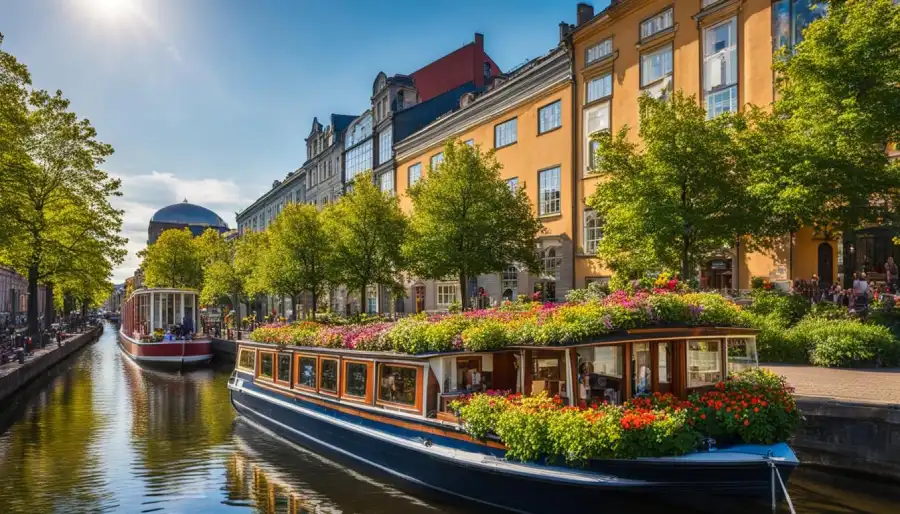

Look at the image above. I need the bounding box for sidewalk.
[764,363,900,406]
[0,331,89,380]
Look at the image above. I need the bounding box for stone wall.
[794,398,900,480]
[0,325,102,404]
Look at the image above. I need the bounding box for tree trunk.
[27,265,39,337]
[44,282,54,328]
[360,285,367,316]
[681,239,691,283]
[311,291,318,320]
[458,272,468,312]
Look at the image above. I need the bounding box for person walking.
[886,257,898,293]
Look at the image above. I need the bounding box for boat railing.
[768,458,796,514]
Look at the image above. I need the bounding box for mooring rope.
[768,459,797,514]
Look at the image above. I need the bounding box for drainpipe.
[564,35,578,293]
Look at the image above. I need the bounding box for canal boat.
[228,325,798,513]
[119,287,213,369]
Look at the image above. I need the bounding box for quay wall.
[0,325,102,404]
[211,337,237,362]
[793,398,900,481]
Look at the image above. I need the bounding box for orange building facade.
[568,0,833,290]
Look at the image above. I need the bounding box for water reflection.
[0,322,898,513]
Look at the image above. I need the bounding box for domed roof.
[150,199,228,228]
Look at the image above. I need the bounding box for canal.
[1,322,899,513]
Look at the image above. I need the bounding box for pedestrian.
[886,257,898,293]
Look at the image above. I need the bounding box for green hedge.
[788,318,900,368]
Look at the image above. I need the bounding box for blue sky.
[1,0,597,281]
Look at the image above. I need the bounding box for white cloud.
[109,171,259,284]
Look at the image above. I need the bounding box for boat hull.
[118,330,213,369]
[229,375,797,513]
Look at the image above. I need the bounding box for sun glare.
[80,0,137,21]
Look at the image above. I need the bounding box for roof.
[331,114,357,134]
[410,34,501,102]
[150,200,229,229]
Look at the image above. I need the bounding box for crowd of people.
[793,257,899,313]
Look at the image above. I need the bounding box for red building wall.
[411,33,502,102]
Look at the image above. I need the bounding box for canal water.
[1,323,899,514]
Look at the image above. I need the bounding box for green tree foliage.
[0,82,126,334]
[234,230,270,300]
[404,140,543,307]
[138,228,202,289]
[322,171,407,314]
[588,92,773,280]
[763,0,900,231]
[194,228,244,308]
[0,33,31,250]
[265,204,334,318]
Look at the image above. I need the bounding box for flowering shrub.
[248,290,751,354]
[451,370,798,465]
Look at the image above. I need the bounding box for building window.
[436,283,459,307]
[772,0,827,52]
[640,7,674,40]
[378,365,418,406]
[277,353,291,383]
[378,126,393,165]
[345,139,373,183]
[320,358,338,392]
[494,118,517,148]
[408,163,422,186]
[538,167,561,216]
[586,38,613,65]
[586,73,613,103]
[584,210,602,255]
[641,44,673,87]
[298,356,316,388]
[501,266,518,299]
[507,177,518,192]
[542,247,562,281]
[538,101,562,134]
[345,114,372,149]
[703,18,738,118]
[344,362,368,398]
[464,139,475,146]
[379,170,394,194]
[430,152,444,170]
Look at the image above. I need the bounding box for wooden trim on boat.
[275,352,292,387]
[257,350,276,382]
[375,362,425,413]
[317,356,341,397]
[236,347,256,374]
[293,353,319,393]
[341,359,374,405]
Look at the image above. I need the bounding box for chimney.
[475,32,484,50]
[559,22,572,41]
[577,3,594,26]
[474,33,486,87]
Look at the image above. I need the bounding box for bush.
[742,312,806,363]
[789,318,900,367]
[565,282,608,303]
[450,392,509,440]
[806,302,855,321]
[747,290,810,325]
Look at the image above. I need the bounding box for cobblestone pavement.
[764,363,900,405]
[0,334,82,379]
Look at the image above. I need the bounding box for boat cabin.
[235,326,759,421]
[121,287,203,342]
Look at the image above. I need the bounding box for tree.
[138,228,202,289]
[264,204,334,319]
[588,92,780,280]
[762,0,900,233]
[404,140,543,308]
[0,33,31,250]
[0,87,126,335]
[195,228,243,308]
[322,171,407,315]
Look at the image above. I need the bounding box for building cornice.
[395,47,571,162]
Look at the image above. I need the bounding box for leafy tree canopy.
[322,171,407,312]
[404,140,543,306]
[138,228,202,289]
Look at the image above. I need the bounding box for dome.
[150,200,228,229]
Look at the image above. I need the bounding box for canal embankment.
[765,364,900,481]
[211,337,236,362]
[0,324,103,404]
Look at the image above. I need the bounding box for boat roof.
[237,325,759,361]
[126,287,200,302]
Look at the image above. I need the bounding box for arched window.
[542,247,561,281]
[584,210,603,255]
[501,266,518,299]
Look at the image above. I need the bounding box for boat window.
[530,350,566,399]
[345,362,368,398]
[378,365,418,406]
[238,348,255,372]
[632,343,652,396]
[577,345,624,404]
[456,357,481,391]
[727,338,758,375]
[320,358,338,393]
[298,356,316,388]
[277,353,291,383]
[656,341,673,394]
[687,340,722,388]
[259,352,274,379]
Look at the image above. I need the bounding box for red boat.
[119,287,213,368]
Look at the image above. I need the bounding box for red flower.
[744,419,750,426]
[700,413,706,420]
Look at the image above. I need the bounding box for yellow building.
[394,47,575,309]
[568,0,835,290]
